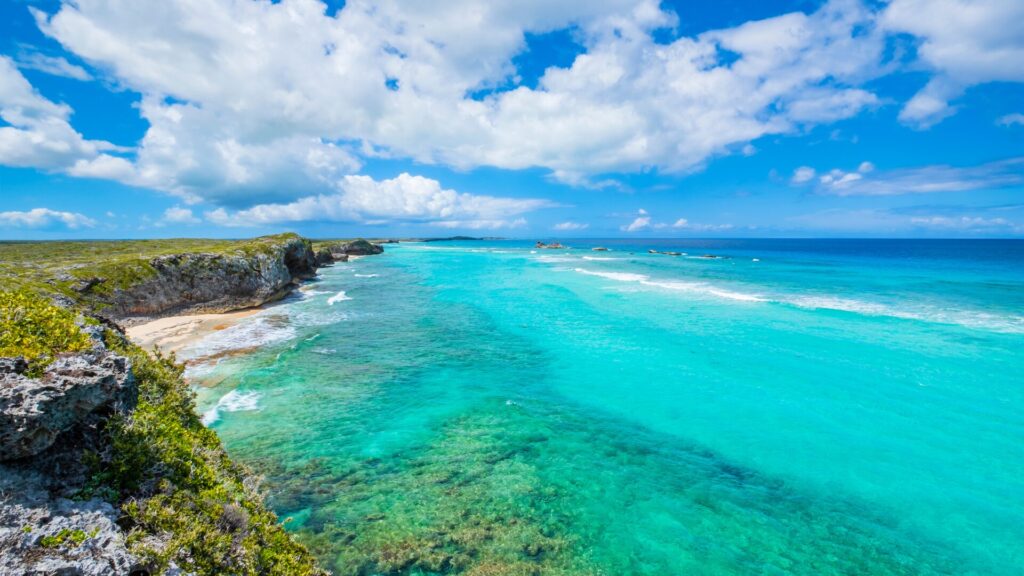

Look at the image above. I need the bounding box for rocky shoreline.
[0,235,385,575]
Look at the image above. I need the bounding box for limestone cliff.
[96,235,318,325]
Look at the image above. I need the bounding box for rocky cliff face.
[0,351,134,460]
[103,236,318,325]
[1,340,145,575]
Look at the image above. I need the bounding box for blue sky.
[1,0,1022,239]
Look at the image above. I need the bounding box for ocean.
[182,239,1024,575]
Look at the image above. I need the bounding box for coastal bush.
[92,333,325,575]
[0,289,91,373]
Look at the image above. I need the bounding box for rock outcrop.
[101,235,318,324]
[324,239,384,258]
[1,347,143,574]
[0,352,135,461]
[0,484,142,576]
[314,248,334,267]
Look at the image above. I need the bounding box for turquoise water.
[186,239,1024,575]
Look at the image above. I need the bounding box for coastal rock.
[0,352,136,461]
[315,248,334,266]
[106,235,318,324]
[0,486,142,576]
[325,239,384,257]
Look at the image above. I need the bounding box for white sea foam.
[573,268,766,302]
[582,256,618,261]
[178,315,296,362]
[327,290,352,305]
[354,273,379,278]
[644,280,768,302]
[202,390,261,425]
[788,296,1024,333]
[573,268,649,282]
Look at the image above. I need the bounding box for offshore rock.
[0,352,136,461]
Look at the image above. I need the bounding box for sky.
[0,0,1022,240]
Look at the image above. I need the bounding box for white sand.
[126,309,260,356]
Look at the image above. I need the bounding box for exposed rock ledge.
[105,236,318,326]
[1,345,145,575]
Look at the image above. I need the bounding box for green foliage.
[0,289,91,373]
[90,333,325,576]
[39,528,89,549]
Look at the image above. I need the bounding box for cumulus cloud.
[553,221,589,231]
[998,113,1024,127]
[792,166,816,183]
[0,56,127,174]
[161,206,200,225]
[0,207,96,229]
[204,172,551,229]
[17,0,896,201]
[881,0,1024,128]
[812,157,1024,196]
[621,210,652,232]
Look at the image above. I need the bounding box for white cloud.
[792,166,816,183]
[881,0,1024,128]
[622,216,651,232]
[0,207,96,229]
[790,208,1022,234]
[814,157,1024,196]
[820,168,864,189]
[19,0,893,201]
[858,161,874,173]
[204,172,550,229]
[621,211,731,232]
[553,221,589,231]
[909,215,1019,232]
[162,206,200,225]
[998,113,1024,127]
[672,217,734,232]
[0,56,126,174]
[15,52,91,81]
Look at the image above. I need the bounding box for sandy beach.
[126,308,261,356]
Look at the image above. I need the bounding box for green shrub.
[0,290,91,373]
[92,333,325,576]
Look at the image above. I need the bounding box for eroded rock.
[0,352,136,461]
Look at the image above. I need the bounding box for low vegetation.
[0,238,326,575]
[0,289,92,375]
[93,335,324,575]
[0,233,305,309]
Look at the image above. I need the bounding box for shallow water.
[186,239,1024,575]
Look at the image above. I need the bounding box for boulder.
[0,352,136,461]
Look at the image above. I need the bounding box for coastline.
[126,308,262,356]
[125,253,370,356]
